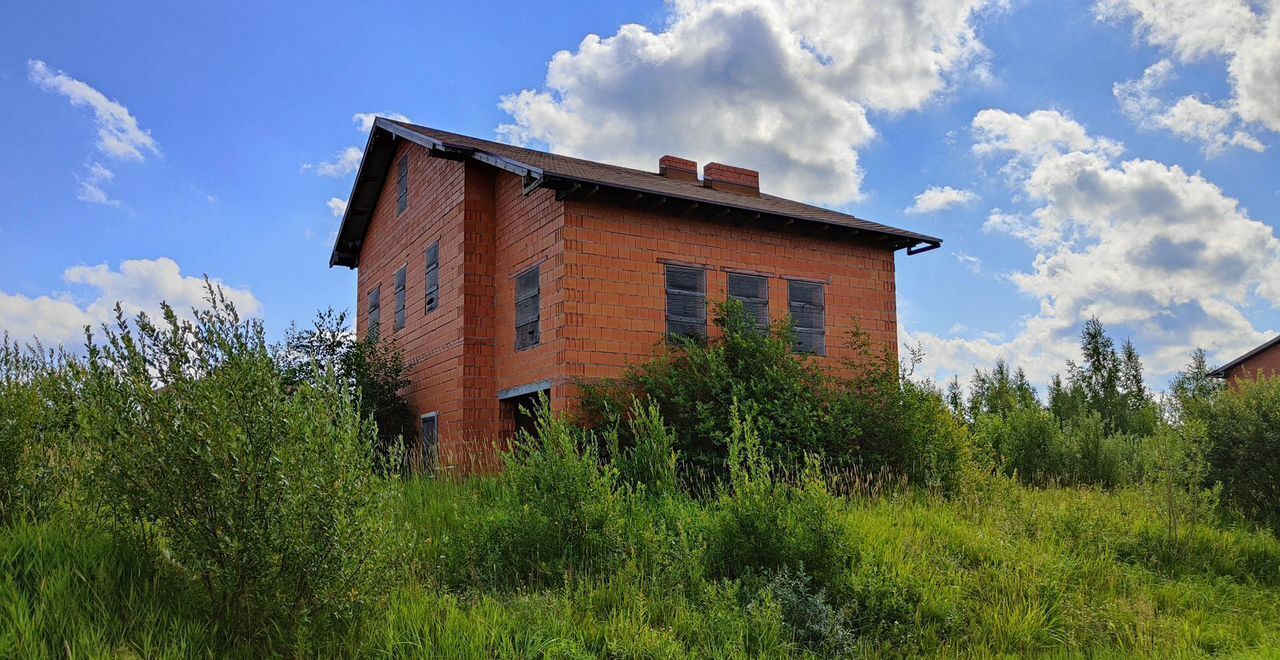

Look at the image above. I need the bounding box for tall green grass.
[6,475,1280,657]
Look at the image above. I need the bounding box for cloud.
[302,146,363,177]
[28,59,159,162]
[906,185,979,214]
[304,112,409,177]
[352,111,410,133]
[327,197,347,217]
[0,258,261,349]
[1113,60,1265,155]
[498,0,1003,205]
[75,162,120,206]
[1098,0,1280,134]
[954,251,983,273]
[912,108,1280,386]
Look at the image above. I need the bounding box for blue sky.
[3,0,1279,389]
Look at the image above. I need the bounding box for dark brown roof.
[1209,335,1280,378]
[330,118,942,267]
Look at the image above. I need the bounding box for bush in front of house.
[445,398,625,589]
[0,337,84,525]
[278,307,417,470]
[580,300,978,492]
[79,286,404,646]
[1194,376,1280,529]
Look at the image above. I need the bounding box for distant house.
[329,118,941,472]
[1210,336,1280,383]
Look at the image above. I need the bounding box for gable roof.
[1209,335,1280,378]
[330,118,943,267]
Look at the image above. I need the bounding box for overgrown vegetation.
[4,292,1280,657]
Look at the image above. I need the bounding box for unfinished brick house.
[329,118,941,471]
[1210,335,1280,384]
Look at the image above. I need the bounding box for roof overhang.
[1208,335,1280,378]
[329,118,942,268]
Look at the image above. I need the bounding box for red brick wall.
[357,144,568,473]
[357,146,899,472]
[558,200,898,388]
[1225,343,1280,384]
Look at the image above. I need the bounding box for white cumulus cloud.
[0,258,261,349]
[1098,0,1280,137]
[1113,59,1265,155]
[327,197,347,217]
[911,108,1280,386]
[906,185,979,214]
[498,0,1004,205]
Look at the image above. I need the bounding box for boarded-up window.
[395,154,409,215]
[515,266,540,350]
[728,272,769,333]
[424,242,439,313]
[367,285,381,335]
[788,280,826,355]
[394,265,407,331]
[665,264,706,339]
[420,413,438,470]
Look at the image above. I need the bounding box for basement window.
[424,242,439,313]
[515,265,540,351]
[395,154,409,215]
[788,280,826,355]
[728,272,769,333]
[394,265,407,331]
[665,264,706,340]
[420,413,439,471]
[367,285,381,335]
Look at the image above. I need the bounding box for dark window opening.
[394,265,407,331]
[515,266,540,350]
[665,264,707,340]
[502,389,549,441]
[788,280,826,355]
[424,242,439,313]
[395,154,409,215]
[728,272,769,333]
[420,413,439,471]
[367,285,381,335]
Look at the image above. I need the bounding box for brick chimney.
[658,155,699,182]
[702,162,760,197]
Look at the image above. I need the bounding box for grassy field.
[5,474,1280,658]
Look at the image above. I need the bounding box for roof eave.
[330,118,943,267]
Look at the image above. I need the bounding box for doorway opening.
[500,382,551,442]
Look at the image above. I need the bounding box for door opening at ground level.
[501,388,549,442]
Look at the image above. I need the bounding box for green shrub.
[1197,377,1280,529]
[976,406,1069,486]
[705,402,853,594]
[765,566,855,654]
[580,300,852,480]
[79,288,402,644]
[612,397,680,496]
[453,400,623,588]
[279,308,417,469]
[1065,412,1137,489]
[843,376,977,493]
[0,338,83,525]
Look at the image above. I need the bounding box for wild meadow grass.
[5,475,1279,658]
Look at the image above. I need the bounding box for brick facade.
[352,136,911,474]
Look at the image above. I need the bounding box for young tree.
[967,358,1039,420]
[279,309,416,466]
[1168,348,1224,422]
